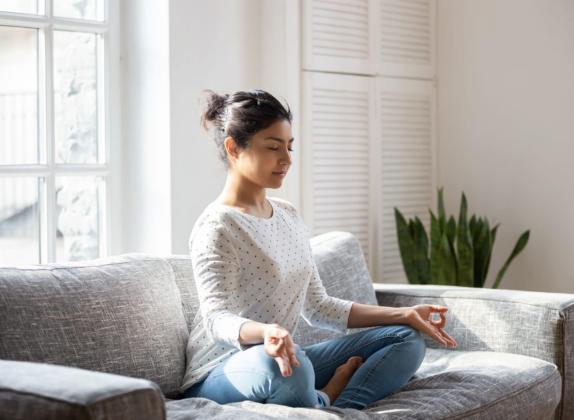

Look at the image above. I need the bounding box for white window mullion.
[39,176,48,263]
[98,176,107,257]
[97,26,108,258]
[44,14,56,263]
[102,0,116,256]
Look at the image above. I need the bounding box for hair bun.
[199,89,229,131]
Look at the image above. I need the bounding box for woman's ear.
[224,136,239,161]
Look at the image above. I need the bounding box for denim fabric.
[182,325,425,410]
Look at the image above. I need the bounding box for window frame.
[0,0,120,264]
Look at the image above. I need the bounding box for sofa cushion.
[0,254,189,398]
[164,349,561,419]
[166,255,200,332]
[362,348,561,419]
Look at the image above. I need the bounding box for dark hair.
[199,89,292,169]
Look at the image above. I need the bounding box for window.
[0,0,117,265]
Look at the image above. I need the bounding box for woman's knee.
[399,326,427,365]
[267,344,318,407]
[371,325,426,362]
[283,344,315,387]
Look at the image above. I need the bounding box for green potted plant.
[394,188,530,288]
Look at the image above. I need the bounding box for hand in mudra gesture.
[263,323,300,377]
[407,304,458,348]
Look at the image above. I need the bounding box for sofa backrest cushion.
[165,255,200,334]
[166,231,377,348]
[0,254,189,398]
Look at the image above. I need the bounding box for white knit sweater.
[180,196,354,393]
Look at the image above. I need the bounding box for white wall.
[120,0,172,254]
[168,0,260,257]
[168,0,297,255]
[437,0,574,293]
[121,0,297,256]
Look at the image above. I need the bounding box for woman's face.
[229,119,293,189]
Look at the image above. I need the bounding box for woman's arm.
[347,302,410,328]
[348,302,458,348]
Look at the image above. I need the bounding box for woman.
[181,89,457,410]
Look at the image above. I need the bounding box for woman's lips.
[272,172,286,177]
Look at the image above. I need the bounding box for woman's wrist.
[238,321,269,345]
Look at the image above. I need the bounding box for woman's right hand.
[263,323,300,377]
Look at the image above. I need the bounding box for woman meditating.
[180,89,457,409]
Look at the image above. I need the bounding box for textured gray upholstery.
[166,255,201,331]
[0,360,165,420]
[0,254,189,398]
[0,231,571,419]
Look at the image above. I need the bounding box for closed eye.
[269,148,294,152]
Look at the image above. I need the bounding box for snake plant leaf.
[436,230,458,285]
[438,187,446,232]
[395,207,420,284]
[429,210,441,255]
[473,219,490,288]
[438,187,446,219]
[430,212,457,285]
[470,216,482,245]
[492,230,530,289]
[456,193,474,287]
[414,216,429,252]
[484,223,500,286]
[446,216,457,247]
[413,216,431,284]
[469,215,477,237]
[429,211,441,283]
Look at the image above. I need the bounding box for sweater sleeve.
[301,256,354,333]
[190,220,252,350]
[296,217,353,332]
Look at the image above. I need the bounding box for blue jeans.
[182,325,426,410]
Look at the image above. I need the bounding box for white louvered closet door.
[302,0,376,75]
[376,78,436,283]
[375,0,436,79]
[302,72,376,274]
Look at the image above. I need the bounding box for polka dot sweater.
[180,196,354,393]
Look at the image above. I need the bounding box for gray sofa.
[0,231,572,419]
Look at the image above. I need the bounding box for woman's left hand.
[405,304,458,349]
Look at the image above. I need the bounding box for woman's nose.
[281,151,292,165]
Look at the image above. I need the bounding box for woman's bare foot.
[320,356,363,404]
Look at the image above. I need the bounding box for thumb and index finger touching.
[427,305,448,328]
[266,325,300,376]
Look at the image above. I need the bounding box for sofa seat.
[164,348,561,419]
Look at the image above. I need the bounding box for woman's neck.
[217,173,268,214]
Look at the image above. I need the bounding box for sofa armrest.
[0,360,165,420]
[374,282,574,419]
